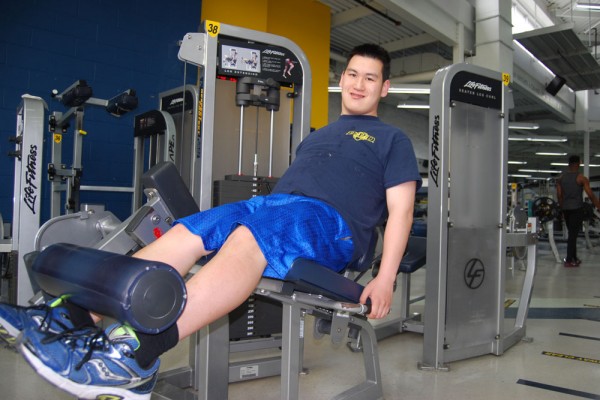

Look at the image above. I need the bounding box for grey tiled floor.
[1,237,599,399]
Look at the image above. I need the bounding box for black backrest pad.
[142,161,200,219]
[398,236,427,274]
[285,234,427,303]
[285,258,364,303]
[346,229,379,272]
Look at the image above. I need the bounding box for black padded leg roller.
[31,243,187,334]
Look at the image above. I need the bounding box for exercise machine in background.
[48,80,138,217]
[421,64,538,371]
[6,84,138,305]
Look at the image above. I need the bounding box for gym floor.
[1,236,599,400]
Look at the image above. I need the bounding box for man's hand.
[360,275,395,319]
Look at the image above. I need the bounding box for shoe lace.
[38,306,72,333]
[40,326,110,370]
[15,298,71,333]
[12,304,54,329]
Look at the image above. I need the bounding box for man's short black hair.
[568,155,581,165]
[346,43,391,81]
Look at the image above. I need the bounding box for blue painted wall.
[0,0,200,227]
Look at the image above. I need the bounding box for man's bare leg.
[87,224,209,323]
[92,224,267,331]
[174,225,267,340]
[93,223,267,338]
[132,222,267,340]
[133,223,210,276]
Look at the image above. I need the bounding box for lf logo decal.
[464,258,485,289]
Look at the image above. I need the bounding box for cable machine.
[421,64,538,370]
[153,21,312,399]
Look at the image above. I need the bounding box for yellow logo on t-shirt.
[346,131,375,143]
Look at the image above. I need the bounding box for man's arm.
[359,180,416,319]
[556,177,564,208]
[579,174,600,210]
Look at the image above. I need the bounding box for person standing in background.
[556,155,600,267]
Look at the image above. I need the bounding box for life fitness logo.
[463,80,492,92]
[464,258,485,289]
[429,115,440,188]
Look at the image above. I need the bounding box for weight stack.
[213,174,282,340]
[213,175,278,206]
[229,294,283,340]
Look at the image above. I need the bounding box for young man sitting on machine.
[0,43,421,400]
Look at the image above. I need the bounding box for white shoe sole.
[18,342,151,400]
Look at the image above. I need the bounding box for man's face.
[339,55,390,116]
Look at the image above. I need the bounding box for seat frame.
[144,162,384,399]
[155,265,384,400]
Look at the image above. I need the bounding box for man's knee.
[170,222,195,236]
[229,224,253,236]
[227,225,259,248]
[163,223,209,257]
[223,225,267,264]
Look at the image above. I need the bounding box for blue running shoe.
[0,297,72,347]
[19,323,159,400]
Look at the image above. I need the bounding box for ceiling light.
[518,169,561,174]
[551,162,600,167]
[397,103,430,109]
[508,135,567,142]
[575,2,600,11]
[508,161,527,164]
[508,174,532,178]
[535,152,567,156]
[508,122,539,130]
[328,85,431,94]
[391,84,431,94]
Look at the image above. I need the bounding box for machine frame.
[421,63,538,370]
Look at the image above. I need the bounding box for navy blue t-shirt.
[273,115,422,259]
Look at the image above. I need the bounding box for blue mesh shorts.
[175,194,354,279]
